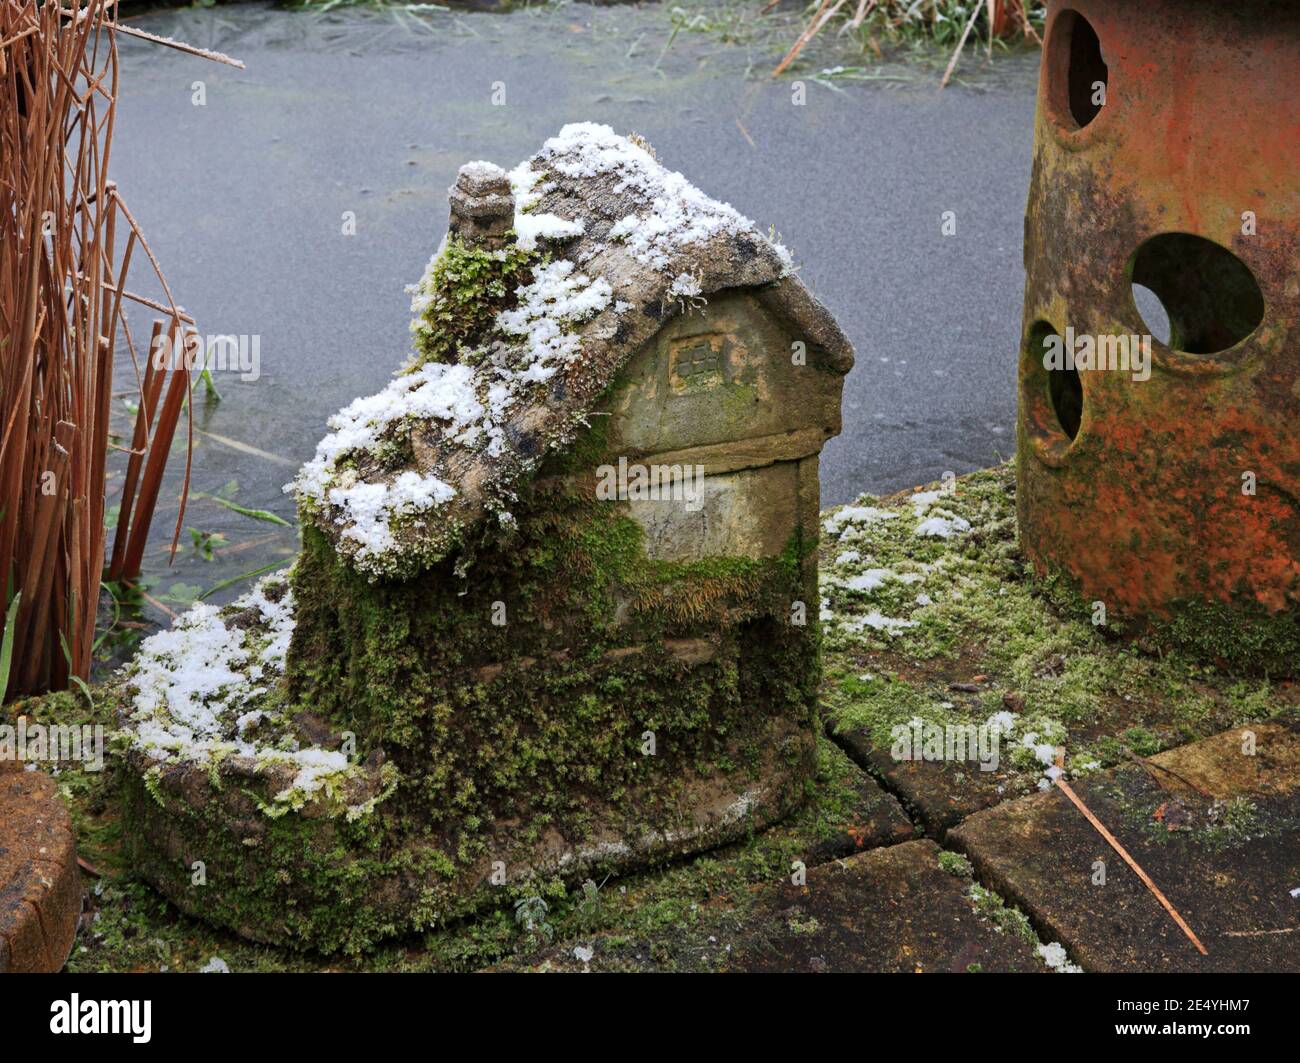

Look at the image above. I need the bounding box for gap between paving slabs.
[814,738,1090,975]
[818,463,1300,972]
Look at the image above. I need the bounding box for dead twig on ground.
[1054,749,1208,956]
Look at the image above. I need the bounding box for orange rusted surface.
[0,766,82,972]
[1017,1,1300,672]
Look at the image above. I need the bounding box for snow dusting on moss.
[121,573,365,812]
[290,247,610,577]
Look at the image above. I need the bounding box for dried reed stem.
[1,0,232,696]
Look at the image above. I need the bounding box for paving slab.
[508,840,1046,973]
[0,765,83,972]
[723,839,1046,973]
[951,720,1300,973]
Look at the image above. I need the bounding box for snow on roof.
[289,123,854,581]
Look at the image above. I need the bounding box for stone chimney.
[447,161,514,251]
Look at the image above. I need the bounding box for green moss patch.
[407,235,538,369]
[819,462,1300,830]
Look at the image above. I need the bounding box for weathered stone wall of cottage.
[601,291,836,578]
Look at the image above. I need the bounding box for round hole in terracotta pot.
[1128,233,1265,355]
[1047,9,1109,130]
[1022,320,1084,453]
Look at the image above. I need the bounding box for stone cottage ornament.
[118,124,853,952]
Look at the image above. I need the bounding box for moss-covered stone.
[272,442,820,947]
[115,419,825,953]
[117,756,408,955]
[117,129,862,954]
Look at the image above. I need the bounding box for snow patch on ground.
[823,505,897,538]
[843,568,895,594]
[841,611,919,635]
[915,514,971,539]
[909,490,971,539]
[1037,941,1083,973]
